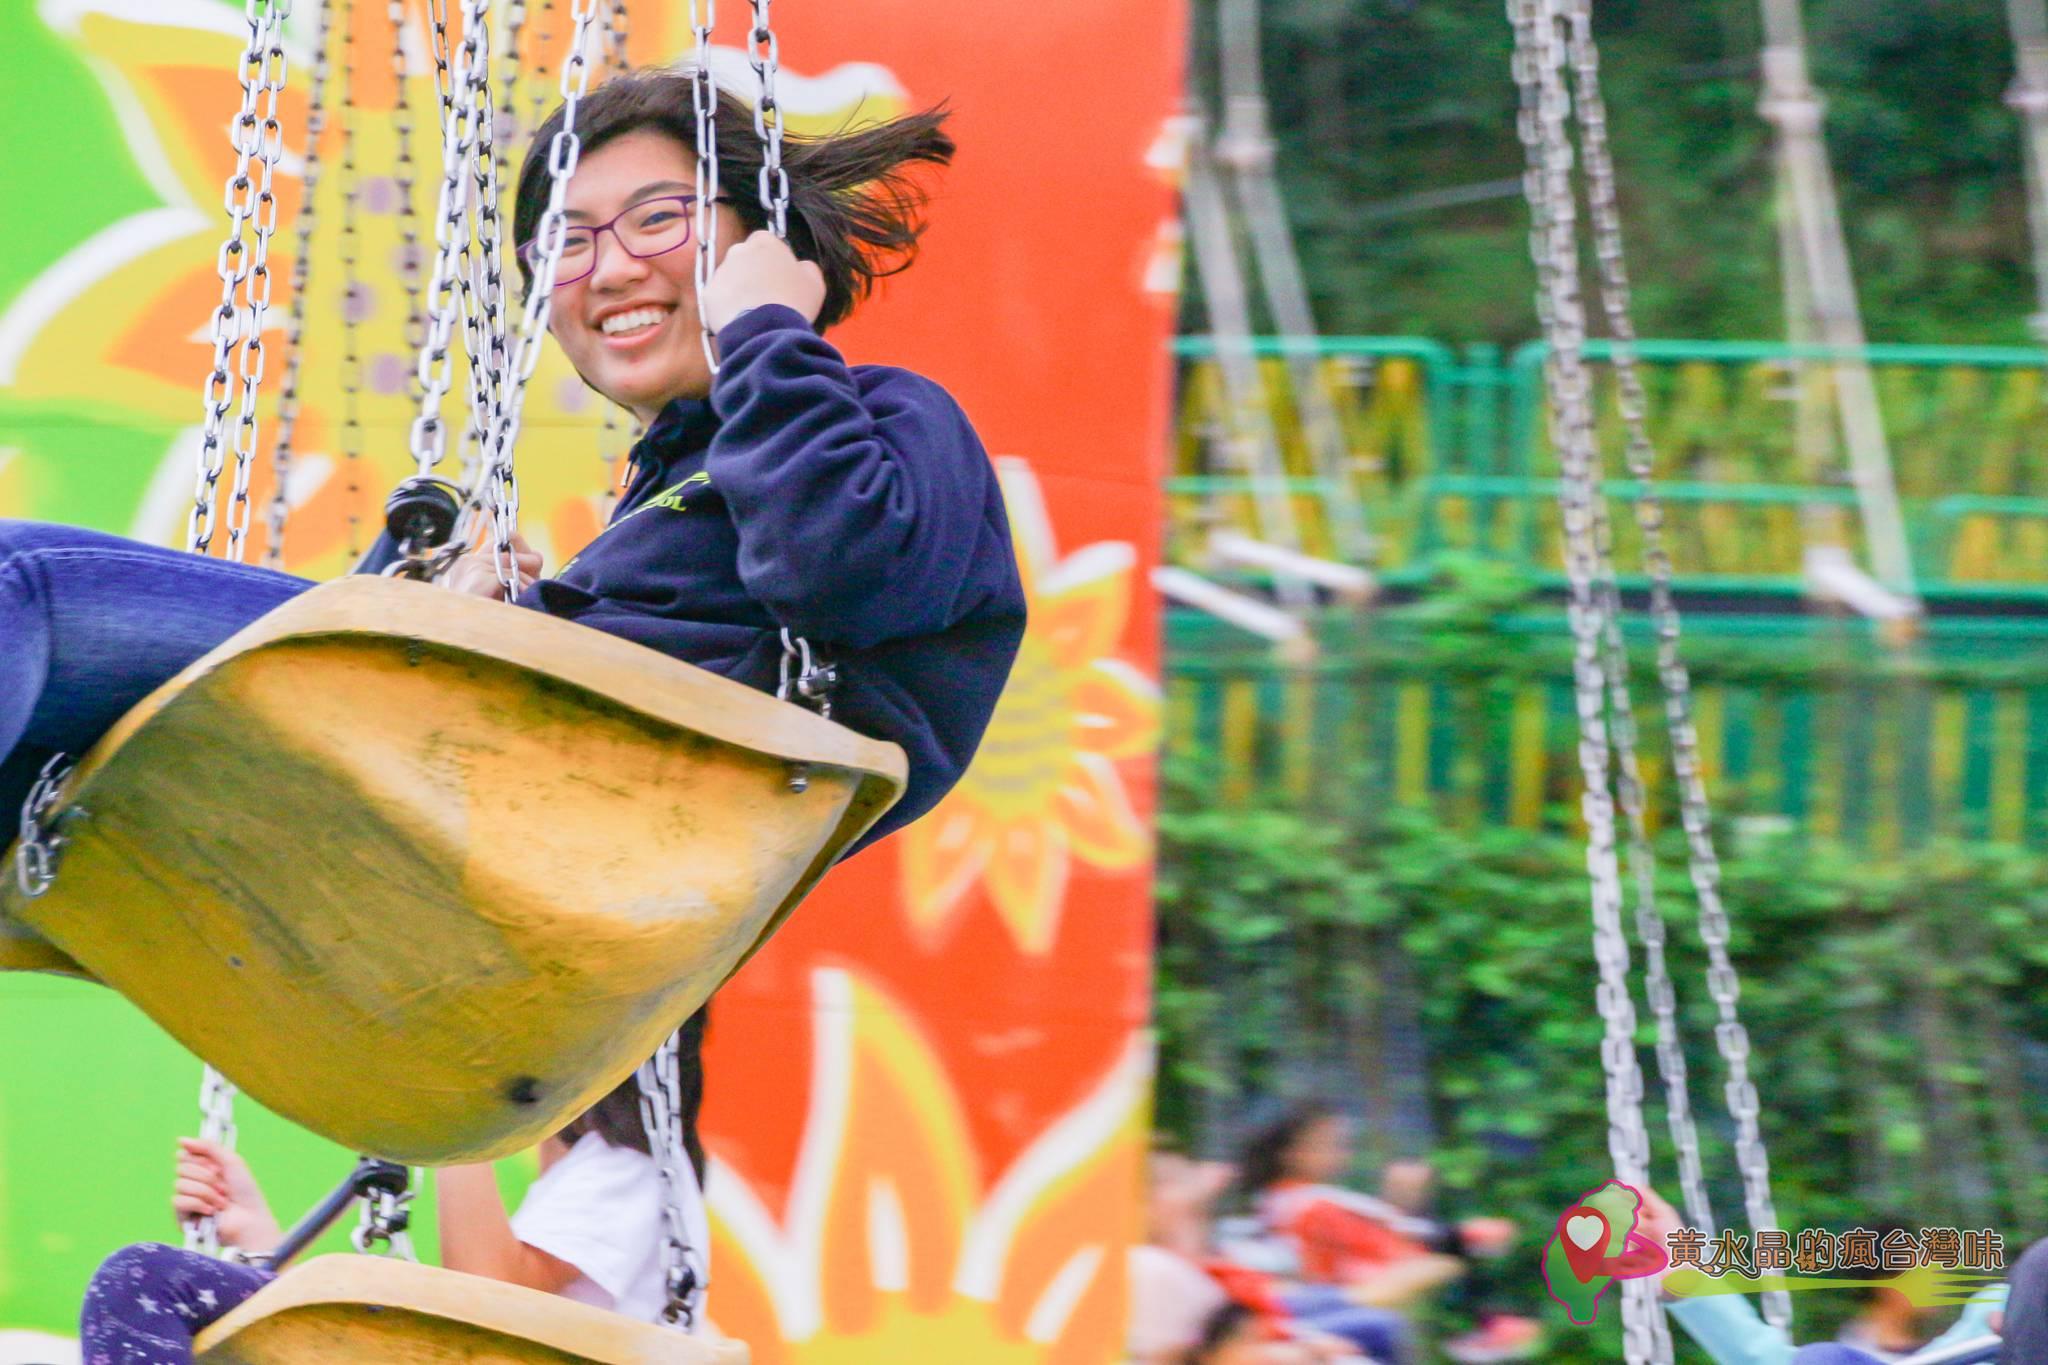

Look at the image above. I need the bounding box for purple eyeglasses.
[517,194,699,287]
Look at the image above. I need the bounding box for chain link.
[1508,3,1663,1361]
[338,0,365,557]
[637,1034,706,1329]
[688,0,721,374]
[1560,0,1790,1328]
[405,0,492,484]
[221,1,296,564]
[528,0,556,137]
[183,1066,242,1255]
[747,0,788,238]
[455,0,511,505]
[498,0,528,188]
[266,0,338,569]
[351,1172,418,1259]
[391,0,427,386]
[191,1,294,558]
[12,755,75,900]
[604,0,631,76]
[476,0,602,592]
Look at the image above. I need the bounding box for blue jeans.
[1281,1285,1410,1364]
[0,521,312,819]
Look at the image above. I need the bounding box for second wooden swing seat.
[0,576,906,1165]
[193,1255,750,1363]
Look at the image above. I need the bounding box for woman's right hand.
[438,534,542,600]
[173,1137,282,1255]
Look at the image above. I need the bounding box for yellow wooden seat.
[193,1254,748,1363]
[0,577,905,1163]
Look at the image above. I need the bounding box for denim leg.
[0,521,311,814]
[1998,1235,2048,1364]
[78,1243,275,1365]
[1281,1287,1411,1364]
[1788,1347,1886,1364]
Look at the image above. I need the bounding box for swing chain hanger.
[407,0,496,484]
[688,0,722,374]
[1509,4,1667,1360]
[636,1033,705,1331]
[12,754,77,900]
[604,0,631,76]
[480,0,606,594]
[351,1167,418,1259]
[1561,0,1789,1324]
[389,0,426,370]
[186,1064,243,1256]
[268,0,339,570]
[190,0,294,562]
[749,0,790,238]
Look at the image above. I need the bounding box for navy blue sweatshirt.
[511,305,1025,848]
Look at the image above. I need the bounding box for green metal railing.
[1172,336,2048,597]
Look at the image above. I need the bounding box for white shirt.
[508,1132,709,1328]
[1126,1245,1227,1358]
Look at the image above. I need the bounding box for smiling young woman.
[30,66,1027,1365]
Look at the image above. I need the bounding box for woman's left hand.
[702,230,827,333]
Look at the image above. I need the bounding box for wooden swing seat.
[192,1255,748,1364]
[0,577,904,1164]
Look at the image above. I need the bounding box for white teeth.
[600,307,670,336]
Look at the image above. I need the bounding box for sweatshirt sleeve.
[1663,1293,1794,1365]
[705,304,1001,650]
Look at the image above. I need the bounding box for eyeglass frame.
[516,194,709,287]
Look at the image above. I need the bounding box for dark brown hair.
[513,69,953,330]
[556,1014,709,1178]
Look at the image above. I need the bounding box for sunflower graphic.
[901,459,1161,955]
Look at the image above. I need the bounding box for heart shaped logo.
[1558,1205,1610,1283]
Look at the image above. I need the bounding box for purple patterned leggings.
[78,1244,274,1365]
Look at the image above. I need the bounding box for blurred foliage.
[1154,768,2048,1357]
[1187,0,2039,345]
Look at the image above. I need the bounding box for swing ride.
[2,0,863,1356]
[1514,2,2002,1363]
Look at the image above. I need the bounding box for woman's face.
[1284,1115,1352,1184]
[545,128,747,421]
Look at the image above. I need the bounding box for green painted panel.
[0,977,539,1334]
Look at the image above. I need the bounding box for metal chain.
[1507,0,1715,1239]
[477,0,603,592]
[689,0,721,374]
[405,0,492,482]
[338,0,365,558]
[183,1066,242,1255]
[637,1033,706,1329]
[12,755,75,900]
[776,628,836,718]
[747,0,788,238]
[604,0,631,75]
[743,0,831,712]
[266,0,337,569]
[351,1172,418,1259]
[1508,4,1663,1361]
[390,0,428,384]
[220,0,296,564]
[528,0,556,137]
[190,0,294,558]
[1561,0,1791,1328]
[454,0,510,499]
[497,0,528,188]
